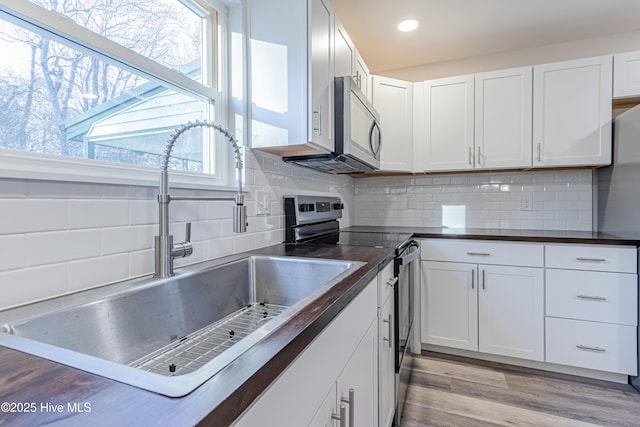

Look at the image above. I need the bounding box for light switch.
[407,195,417,209]
[256,191,271,215]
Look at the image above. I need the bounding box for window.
[0,0,230,185]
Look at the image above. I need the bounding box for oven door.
[394,240,420,426]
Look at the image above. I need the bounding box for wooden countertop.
[2,227,637,426]
[343,226,640,246]
[0,244,395,427]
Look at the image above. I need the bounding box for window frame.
[0,0,236,191]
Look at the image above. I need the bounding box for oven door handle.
[397,245,420,266]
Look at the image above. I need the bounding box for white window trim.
[0,149,241,191]
[0,0,238,191]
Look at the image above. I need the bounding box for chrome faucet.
[154,120,247,278]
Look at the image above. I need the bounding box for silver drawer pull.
[332,404,347,427]
[467,252,491,256]
[577,344,606,353]
[577,294,607,301]
[576,257,606,262]
[386,277,399,288]
[340,389,355,427]
[383,314,392,348]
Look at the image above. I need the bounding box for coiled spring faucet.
[155,120,247,278]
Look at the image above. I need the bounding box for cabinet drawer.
[378,261,395,307]
[545,317,637,375]
[421,239,543,267]
[546,269,638,325]
[545,244,637,273]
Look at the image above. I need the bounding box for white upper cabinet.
[532,55,612,168]
[334,19,355,79]
[475,67,533,169]
[335,18,371,102]
[355,51,371,100]
[614,51,640,99]
[418,75,475,171]
[248,0,334,154]
[372,75,414,172]
[309,0,334,152]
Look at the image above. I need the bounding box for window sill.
[0,150,238,192]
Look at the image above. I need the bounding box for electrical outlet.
[407,195,417,209]
[521,194,533,211]
[256,190,271,215]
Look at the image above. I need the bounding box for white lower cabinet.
[546,317,637,375]
[420,239,639,380]
[478,265,544,361]
[233,278,378,427]
[378,290,395,427]
[544,243,638,376]
[421,261,477,351]
[310,320,378,427]
[421,259,543,361]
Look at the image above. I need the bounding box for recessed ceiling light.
[398,19,419,32]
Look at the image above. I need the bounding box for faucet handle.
[185,222,191,243]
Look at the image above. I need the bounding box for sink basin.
[0,255,364,396]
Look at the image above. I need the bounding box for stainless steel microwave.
[282,76,382,174]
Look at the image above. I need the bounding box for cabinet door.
[475,67,533,169]
[378,296,395,427]
[309,0,334,151]
[421,75,475,171]
[338,319,378,427]
[614,51,640,98]
[372,76,413,172]
[421,261,478,350]
[478,265,544,361]
[532,56,612,167]
[335,20,354,79]
[309,384,338,427]
[355,52,370,100]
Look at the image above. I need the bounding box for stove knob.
[332,203,344,210]
[299,203,315,212]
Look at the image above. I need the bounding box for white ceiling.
[331,0,640,74]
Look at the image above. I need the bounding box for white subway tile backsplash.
[68,254,130,292]
[354,169,592,232]
[101,225,153,255]
[0,264,67,309]
[0,235,26,272]
[0,179,27,197]
[0,200,67,235]
[26,230,101,266]
[68,200,129,229]
[130,200,156,225]
[129,249,154,278]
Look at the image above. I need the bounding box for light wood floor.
[400,352,640,427]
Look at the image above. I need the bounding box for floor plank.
[400,352,640,427]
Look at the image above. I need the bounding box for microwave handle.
[369,120,382,158]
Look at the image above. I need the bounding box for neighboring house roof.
[64,62,204,161]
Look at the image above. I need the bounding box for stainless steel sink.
[0,255,364,397]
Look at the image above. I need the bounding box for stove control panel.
[285,195,343,226]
